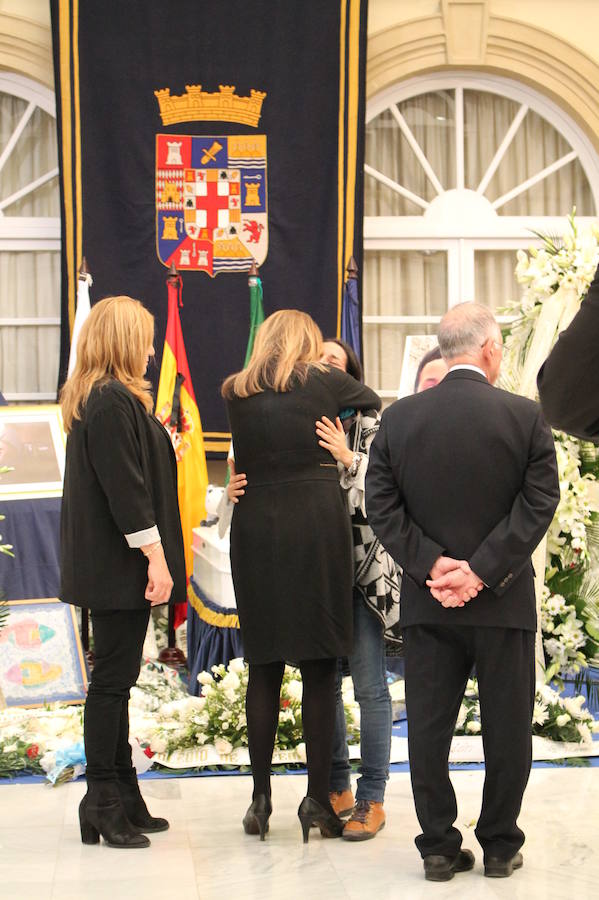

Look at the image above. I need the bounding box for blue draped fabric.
[340,275,361,361]
[0,498,61,598]
[186,577,243,696]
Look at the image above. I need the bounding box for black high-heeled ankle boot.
[298,796,343,844]
[116,768,169,833]
[242,794,272,841]
[79,782,150,848]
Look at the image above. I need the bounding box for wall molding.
[0,11,53,89]
[367,10,599,150]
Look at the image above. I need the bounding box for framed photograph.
[0,599,88,708]
[0,405,65,500]
[397,335,440,399]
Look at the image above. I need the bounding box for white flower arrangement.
[454,679,599,744]
[540,586,588,676]
[143,659,360,758]
[502,212,599,672]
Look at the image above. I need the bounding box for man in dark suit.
[538,262,599,441]
[366,303,560,882]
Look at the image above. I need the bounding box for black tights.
[245,657,338,807]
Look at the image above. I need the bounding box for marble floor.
[1,768,598,900]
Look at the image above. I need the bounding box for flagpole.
[158,262,187,668]
[76,257,95,670]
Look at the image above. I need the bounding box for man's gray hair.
[438,302,498,360]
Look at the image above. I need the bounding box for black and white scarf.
[345,411,403,652]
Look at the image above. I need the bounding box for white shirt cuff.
[125,525,161,548]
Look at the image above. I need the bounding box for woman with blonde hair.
[60,295,185,849]
[222,309,380,842]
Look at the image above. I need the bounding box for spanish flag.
[156,270,208,626]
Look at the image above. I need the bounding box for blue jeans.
[330,589,392,803]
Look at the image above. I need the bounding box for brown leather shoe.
[329,790,355,818]
[342,800,385,841]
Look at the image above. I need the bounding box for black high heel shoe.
[298,796,343,844]
[79,783,150,848]
[242,794,272,841]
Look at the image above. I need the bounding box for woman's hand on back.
[226,457,248,503]
[315,416,354,468]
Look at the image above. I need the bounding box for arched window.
[0,73,60,402]
[363,73,599,399]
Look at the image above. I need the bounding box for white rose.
[0,726,21,740]
[196,733,208,745]
[286,679,303,702]
[150,735,168,754]
[556,714,571,727]
[228,658,246,674]
[466,721,481,734]
[197,671,213,685]
[577,722,592,743]
[214,738,233,755]
[221,672,241,691]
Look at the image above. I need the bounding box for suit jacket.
[537,262,599,442]
[60,379,186,610]
[365,369,560,631]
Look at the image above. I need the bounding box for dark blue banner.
[51,0,367,451]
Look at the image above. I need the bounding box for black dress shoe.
[424,849,475,882]
[484,851,523,878]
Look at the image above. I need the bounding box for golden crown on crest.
[154,84,267,127]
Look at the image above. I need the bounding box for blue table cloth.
[0,498,61,599]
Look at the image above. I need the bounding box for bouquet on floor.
[453,678,599,744]
[134,659,360,758]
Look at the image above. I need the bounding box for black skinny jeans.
[84,607,150,782]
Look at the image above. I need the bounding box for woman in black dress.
[222,310,380,842]
[60,296,186,849]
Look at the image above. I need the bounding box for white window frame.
[0,73,61,402]
[364,72,599,396]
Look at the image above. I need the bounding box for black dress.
[226,365,381,664]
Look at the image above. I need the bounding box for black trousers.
[403,623,535,861]
[84,607,150,782]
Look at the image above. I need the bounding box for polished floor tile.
[0,768,598,899]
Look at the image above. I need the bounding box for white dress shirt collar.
[449,364,487,379]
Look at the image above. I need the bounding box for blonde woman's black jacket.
[60,379,186,610]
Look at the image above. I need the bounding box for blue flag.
[341,272,361,360]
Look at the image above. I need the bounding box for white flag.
[67,272,92,376]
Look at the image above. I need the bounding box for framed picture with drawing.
[0,599,88,708]
[0,406,65,500]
